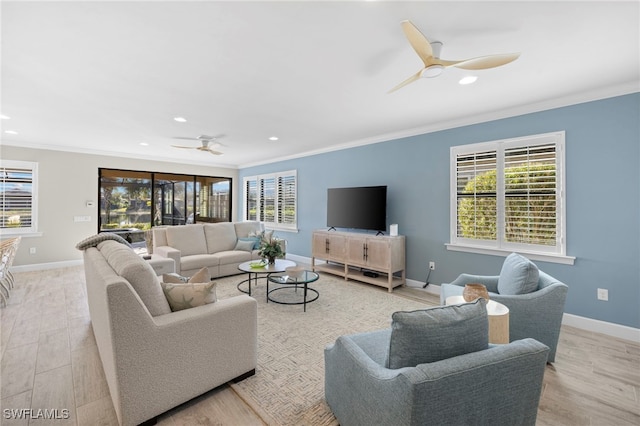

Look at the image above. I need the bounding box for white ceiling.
[2,1,639,169]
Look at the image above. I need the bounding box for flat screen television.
[326,185,387,232]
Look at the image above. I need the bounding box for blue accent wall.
[239,93,640,328]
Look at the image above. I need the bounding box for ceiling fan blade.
[171,145,197,149]
[388,69,424,93]
[172,136,199,141]
[206,149,224,156]
[401,20,434,67]
[453,53,520,70]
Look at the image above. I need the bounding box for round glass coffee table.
[237,259,297,296]
[267,269,319,312]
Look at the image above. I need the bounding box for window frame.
[447,131,575,265]
[98,168,232,232]
[0,160,40,236]
[243,170,298,232]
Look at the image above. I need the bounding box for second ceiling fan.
[172,134,226,155]
[389,20,520,93]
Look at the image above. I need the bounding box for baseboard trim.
[405,278,639,343]
[14,257,639,343]
[561,313,640,343]
[12,259,83,273]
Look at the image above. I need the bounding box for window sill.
[1,231,43,238]
[266,226,299,233]
[445,243,575,265]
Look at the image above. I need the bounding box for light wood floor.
[1,267,639,425]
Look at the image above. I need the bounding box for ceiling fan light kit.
[421,65,444,78]
[389,20,520,93]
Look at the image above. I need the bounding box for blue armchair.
[440,254,568,362]
[325,329,549,426]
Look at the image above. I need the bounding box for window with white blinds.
[450,132,566,256]
[243,170,297,230]
[0,160,38,235]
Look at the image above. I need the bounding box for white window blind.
[0,160,38,235]
[245,179,258,221]
[243,170,297,230]
[450,132,566,256]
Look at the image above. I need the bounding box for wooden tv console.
[311,230,405,292]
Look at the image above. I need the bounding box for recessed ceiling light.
[139,142,149,146]
[173,117,187,123]
[4,130,18,135]
[269,136,279,141]
[459,76,478,85]
[0,114,10,120]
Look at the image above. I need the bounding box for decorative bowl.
[463,283,490,302]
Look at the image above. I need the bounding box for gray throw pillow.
[497,252,539,295]
[387,299,488,369]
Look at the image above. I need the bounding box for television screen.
[327,186,387,232]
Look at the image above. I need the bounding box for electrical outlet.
[429,261,435,271]
[29,247,36,255]
[597,288,608,301]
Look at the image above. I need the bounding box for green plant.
[458,163,556,245]
[258,235,283,263]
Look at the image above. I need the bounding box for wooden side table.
[445,295,510,344]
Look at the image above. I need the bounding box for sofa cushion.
[180,254,220,273]
[165,224,207,257]
[204,223,237,254]
[161,267,217,311]
[234,221,262,238]
[76,232,131,250]
[97,240,171,316]
[387,299,488,369]
[213,250,253,265]
[497,253,540,295]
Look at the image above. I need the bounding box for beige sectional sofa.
[82,240,258,426]
[152,221,271,277]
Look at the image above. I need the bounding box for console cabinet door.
[312,233,328,258]
[364,238,391,270]
[313,232,346,261]
[346,237,368,267]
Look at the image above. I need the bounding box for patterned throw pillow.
[75,232,132,250]
[161,268,217,312]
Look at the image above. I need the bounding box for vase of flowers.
[258,235,284,264]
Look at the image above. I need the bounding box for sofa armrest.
[153,245,181,274]
[440,274,499,304]
[104,281,257,425]
[407,338,549,425]
[449,273,500,292]
[325,334,415,426]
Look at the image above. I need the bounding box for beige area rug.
[214,273,438,426]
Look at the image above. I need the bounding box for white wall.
[1,146,238,267]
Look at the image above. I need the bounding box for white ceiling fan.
[171,134,226,155]
[389,20,520,93]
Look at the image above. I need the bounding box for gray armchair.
[324,329,549,426]
[440,254,568,362]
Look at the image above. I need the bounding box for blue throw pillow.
[497,253,539,295]
[238,236,261,250]
[387,299,488,369]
